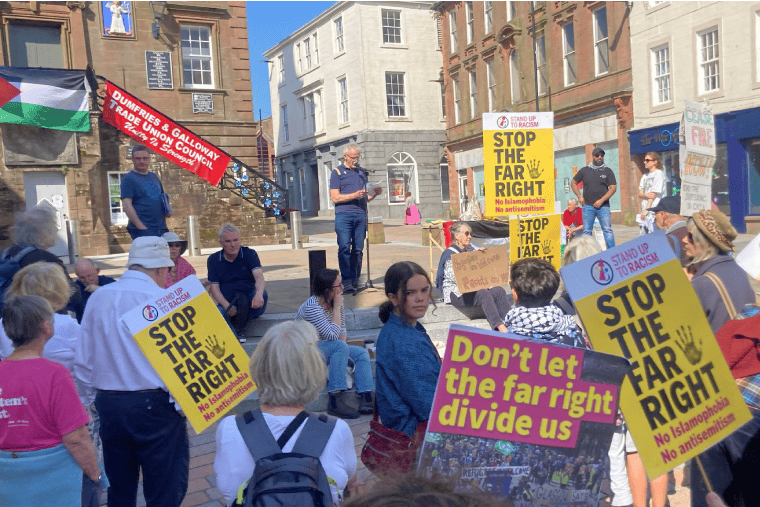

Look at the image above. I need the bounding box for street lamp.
[150,1,168,39]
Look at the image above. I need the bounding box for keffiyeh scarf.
[505,305,583,347]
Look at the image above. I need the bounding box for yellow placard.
[122,276,256,433]
[483,112,555,216]
[509,214,562,270]
[450,246,510,294]
[564,235,751,478]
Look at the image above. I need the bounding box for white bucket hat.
[127,236,174,269]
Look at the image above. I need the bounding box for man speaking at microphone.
[330,144,382,295]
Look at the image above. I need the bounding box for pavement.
[84,217,760,506]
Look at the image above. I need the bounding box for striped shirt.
[295,296,346,341]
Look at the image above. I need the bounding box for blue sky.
[247,1,334,120]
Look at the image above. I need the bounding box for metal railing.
[218,156,289,219]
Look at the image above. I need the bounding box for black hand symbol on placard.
[527,159,544,179]
[542,240,551,255]
[205,335,226,359]
[675,325,702,365]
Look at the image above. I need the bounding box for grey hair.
[449,222,472,237]
[558,236,603,294]
[2,295,54,348]
[218,223,240,241]
[567,198,578,206]
[75,258,98,271]
[343,144,359,156]
[249,320,327,407]
[11,205,58,249]
[131,145,150,157]
[685,219,718,266]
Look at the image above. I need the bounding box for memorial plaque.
[145,51,173,90]
[192,93,213,114]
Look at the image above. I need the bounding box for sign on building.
[145,51,174,90]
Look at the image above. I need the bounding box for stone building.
[628,1,760,233]
[435,1,635,222]
[0,1,281,259]
[264,1,450,220]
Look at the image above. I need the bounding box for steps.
[233,301,506,415]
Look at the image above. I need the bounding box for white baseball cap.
[127,236,174,269]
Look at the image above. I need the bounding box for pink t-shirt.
[0,357,89,451]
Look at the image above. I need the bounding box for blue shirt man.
[329,144,381,294]
[73,258,116,323]
[121,144,171,239]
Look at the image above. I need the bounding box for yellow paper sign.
[483,112,555,216]
[122,276,256,433]
[562,235,751,478]
[451,246,510,294]
[509,214,562,270]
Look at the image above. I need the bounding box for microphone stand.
[356,164,378,292]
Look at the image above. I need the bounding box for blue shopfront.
[628,105,760,233]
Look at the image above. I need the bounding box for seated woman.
[0,295,102,507]
[296,268,374,419]
[162,232,197,289]
[214,320,356,506]
[374,262,441,474]
[436,222,510,332]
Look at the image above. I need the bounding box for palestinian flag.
[0,67,91,132]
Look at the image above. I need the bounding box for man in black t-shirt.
[570,147,617,248]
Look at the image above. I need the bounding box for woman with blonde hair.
[214,320,356,506]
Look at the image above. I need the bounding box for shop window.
[661,143,729,215]
[386,152,417,204]
[108,172,129,225]
[748,140,760,214]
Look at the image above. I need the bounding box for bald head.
[75,258,100,286]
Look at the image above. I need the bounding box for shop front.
[628,105,760,233]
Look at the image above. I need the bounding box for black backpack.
[0,245,36,312]
[234,408,337,507]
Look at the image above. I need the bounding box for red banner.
[102,81,230,186]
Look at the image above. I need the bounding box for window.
[299,91,322,136]
[562,23,576,86]
[507,1,516,22]
[382,9,402,44]
[181,26,214,88]
[698,27,720,93]
[440,81,447,118]
[385,72,406,117]
[108,172,129,225]
[387,152,417,204]
[313,32,319,65]
[334,17,344,53]
[281,104,289,142]
[469,69,478,119]
[8,25,63,67]
[652,44,671,105]
[486,59,496,112]
[484,1,493,33]
[510,51,521,102]
[296,43,302,73]
[440,155,450,202]
[277,54,284,84]
[338,77,349,124]
[453,76,461,123]
[536,34,547,95]
[437,17,442,48]
[449,11,458,52]
[304,38,312,69]
[593,7,609,76]
[466,2,474,44]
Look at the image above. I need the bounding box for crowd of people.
[0,140,755,507]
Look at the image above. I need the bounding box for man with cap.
[571,147,617,248]
[648,195,689,266]
[75,236,189,507]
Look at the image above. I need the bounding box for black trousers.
[450,287,511,330]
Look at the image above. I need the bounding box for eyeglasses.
[686,232,694,243]
[346,154,360,161]
[644,158,654,162]
[168,242,182,248]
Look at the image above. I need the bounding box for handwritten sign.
[451,246,510,294]
[123,276,256,433]
[563,234,751,478]
[483,112,555,216]
[679,100,715,215]
[509,214,562,270]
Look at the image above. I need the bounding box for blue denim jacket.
[375,313,442,436]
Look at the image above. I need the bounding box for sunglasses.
[168,242,183,248]
[644,158,654,162]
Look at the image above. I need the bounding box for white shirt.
[214,413,357,506]
[639,169,666,212]
[0,313,95,406]
[74,270,169,394]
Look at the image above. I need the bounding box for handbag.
[361,405,427,477]
[159,181,172,216]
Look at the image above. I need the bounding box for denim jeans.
[95,390,189,507]
[318,339,374,393]
[216,290,268,335]
[581,204,615,249]
[335,212,367,286]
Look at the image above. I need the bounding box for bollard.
[66,219,80,264]
[187,215,201,256]
[308,250,326,290]
[290,210,303,249]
